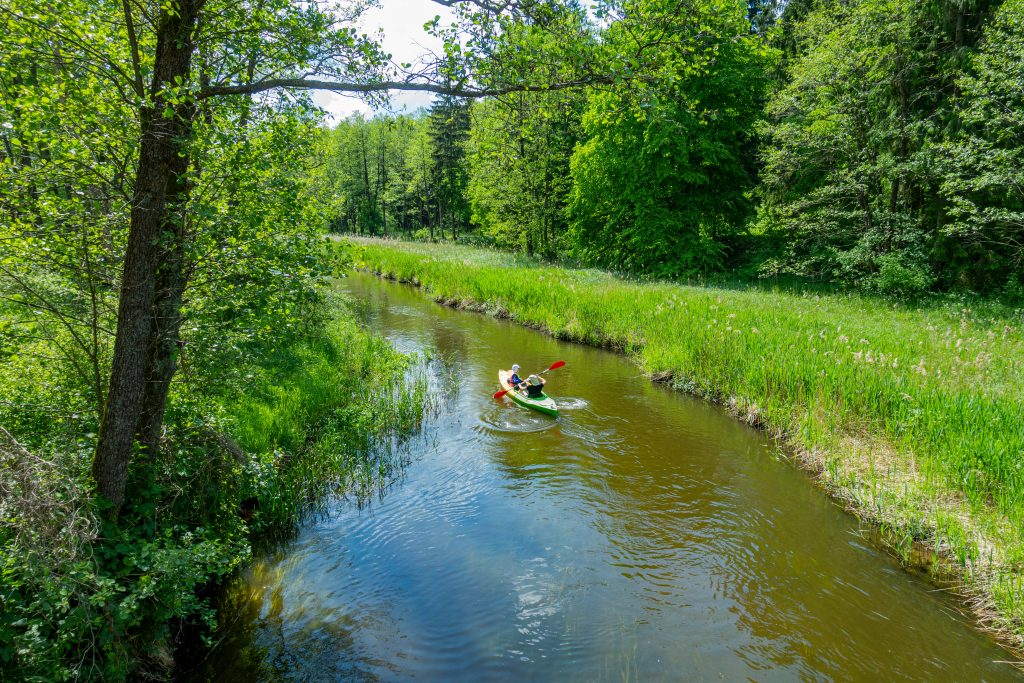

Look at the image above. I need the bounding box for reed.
[350,237,1024,645]
[226,293,434,529]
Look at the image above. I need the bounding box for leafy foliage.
[758,0,1010,293]
[942,0,1024,290]
[0,0,427,677]
[567,0,773,278]
[467,90,583,255]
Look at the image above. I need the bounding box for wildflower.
[751,327,759,334]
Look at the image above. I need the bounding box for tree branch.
[195,76,611,101]
[430,0,518,13]
[121,0,145,98]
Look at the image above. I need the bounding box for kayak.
[499,369,558,417]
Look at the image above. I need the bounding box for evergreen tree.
[429,94,472,240]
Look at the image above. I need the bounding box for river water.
[185,271,1019,681]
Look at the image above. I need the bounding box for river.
[184,270,1019,681]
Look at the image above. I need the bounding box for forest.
[1,0,1023,679]
[321,0,1024,297]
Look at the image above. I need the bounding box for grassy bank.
[351,237,1024,649]
[0,291,429,680]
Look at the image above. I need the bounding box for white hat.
[528,374,542,385]
[511,364,520,371]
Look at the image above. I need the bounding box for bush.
[871,252,935,299]
[0,426,247,681]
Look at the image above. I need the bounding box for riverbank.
[0,290,430,680]
[349,236,1024,653]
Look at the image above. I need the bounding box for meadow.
[351,237,1024,646]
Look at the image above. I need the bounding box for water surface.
[185,271,1019,681]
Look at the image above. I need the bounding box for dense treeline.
[321,0,1024,295]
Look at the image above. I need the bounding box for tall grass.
[222,294,433,530]
[352,237,1024,643]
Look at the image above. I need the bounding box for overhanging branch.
[195,76,612,101]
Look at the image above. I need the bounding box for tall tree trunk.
[138,128,193,453]
[92,0,202,513]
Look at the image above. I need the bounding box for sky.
[312,0,455,122]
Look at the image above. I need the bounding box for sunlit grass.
[350,236,1024,644]
[225,292,433,529]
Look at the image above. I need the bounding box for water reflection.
[182,271,1019,682]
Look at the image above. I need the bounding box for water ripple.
[186,272,1022,683]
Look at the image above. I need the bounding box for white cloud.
[313,0,455,122]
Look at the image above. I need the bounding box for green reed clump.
[225,300,432,530]
[352,237,1024,641]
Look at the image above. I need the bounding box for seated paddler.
[523,374,546,398]
[508,363,524,389]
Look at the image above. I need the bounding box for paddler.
[524,374,546,397]
[508,363,524,389]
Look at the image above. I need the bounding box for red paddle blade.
[546,361,566,371]
[493,389,509,399]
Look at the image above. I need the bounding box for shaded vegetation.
[0,289,429,680]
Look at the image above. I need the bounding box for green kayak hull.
[499,370,558,417]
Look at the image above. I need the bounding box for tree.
[942,0,1024,290]
[311,112,431,238]
[568,0,773,277]
[466,90,583,254]
[429,93,472,240]
[2,0,616,514]
[759,0,1001,293]
[77,0,394,513]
